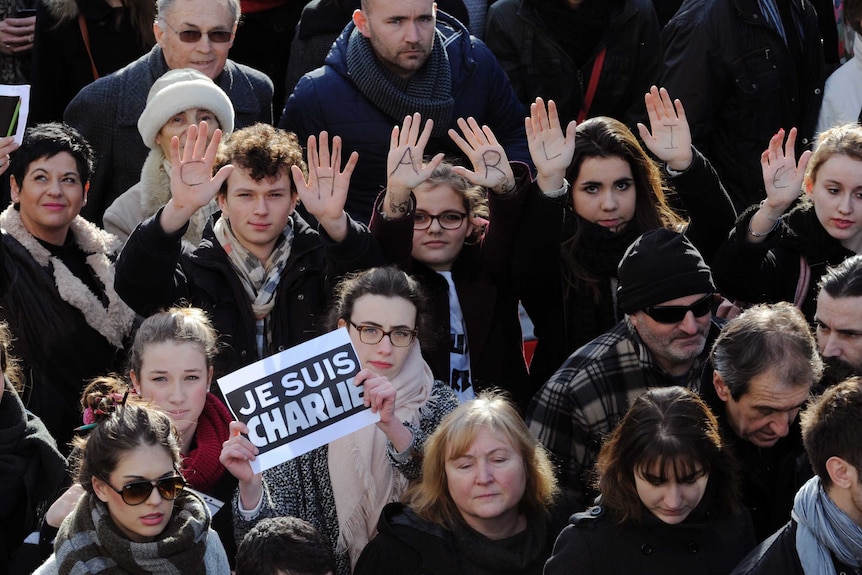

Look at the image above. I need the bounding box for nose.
[376,334,394,355]
[426,216,444,233]
[252,195,268,215]
[405,21,421,43]
[769,411,795,439]
[677,311,699,334]
[819,332,841,358]
[475,461,493,485]
[169,381,185,404]
[145,483,164,505]
[663,483,682,509]
[600,190,618,211]
[838,192,853,214]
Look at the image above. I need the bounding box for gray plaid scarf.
[345,26,454,138]
[213,216,294,358]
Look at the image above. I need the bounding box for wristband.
[542,178,570,198]
[748,211,782,237]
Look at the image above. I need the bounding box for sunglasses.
[643,293,713,324]
[162,20,233,44]
[99,475,186,506]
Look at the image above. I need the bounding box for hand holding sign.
[358,369,414,453]
[220,420,263,510]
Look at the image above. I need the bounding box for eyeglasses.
[348,321,417,347]
[161,20,233,43]
[643,293,714,324]
[99,475,186,506]
[414,211,468,230]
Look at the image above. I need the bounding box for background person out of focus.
[0,0,35,84]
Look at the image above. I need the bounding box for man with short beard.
[814,255,862,389]
[526,228,720,511]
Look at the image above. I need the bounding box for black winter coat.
[115,210,381,380]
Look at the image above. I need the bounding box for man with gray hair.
[731,377,862,573]
[64,0,273,226]
[705,302,823,540]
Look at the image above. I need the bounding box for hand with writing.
[448,117,515,195]
[292,131,357,242]
[220,420,263,509]
[356,368,413,452]
[383,113,445,218]
[760,127,810,216]
[161,121,233,234]
[637,85,693,172]
[526,98,576,194]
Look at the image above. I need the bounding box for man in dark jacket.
[280,0,530,224]
[115,122,381,381]
[659,0,825,211]
[706,302,821,541]
[730,377,862,574]
[64,0,274,227]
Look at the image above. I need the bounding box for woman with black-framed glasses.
[33,376,230,574]
[222,266,458,575]
[370,112,534,409]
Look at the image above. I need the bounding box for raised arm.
[525,98,576,193]
[747,127,810,244]
[159,121,233,234]
[382,113,444,219]
[447,117,515,195]
[637,85,693,171]
[291,131,359,243]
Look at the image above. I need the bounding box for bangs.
[634,430,712,480]
[636,455,705,483]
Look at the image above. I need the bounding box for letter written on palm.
[525,98,576,193]
[291,131,358,243]
[448,116,515,195]
[637,85,694,172]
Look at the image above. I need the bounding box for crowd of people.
[1,0,862,573]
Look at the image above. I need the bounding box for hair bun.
[77,376,133,431]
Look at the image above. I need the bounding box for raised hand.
[220,420,263,509]
[526,98,576,192]
[292,131,357,241]
[637,86,693,171]
[761,127,810,215]
[448,117,515,195]
[162,121,233,234]
[385,113,445,207]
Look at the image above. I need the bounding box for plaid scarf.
[213,216,293,358]
[345,26,454,138]
[53,490,210,574]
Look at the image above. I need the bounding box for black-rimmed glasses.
[643,293,713,324]
[99,475,186,506]
[414,211,468,230]
[161,20,233,43]
[348,321,417,347]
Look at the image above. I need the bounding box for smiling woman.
[0,123,135,454]
[354,391,559,575]
[32,376,230,574]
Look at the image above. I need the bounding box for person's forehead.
[162,0,234,26]
[744,368,812,407]
[226,165,292,193]
[366,0,435,16]
[817,292,862,327]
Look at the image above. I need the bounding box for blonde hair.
[804,123,862,194]
[407,391,558,530]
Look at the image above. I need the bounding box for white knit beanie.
[138,68,235,150]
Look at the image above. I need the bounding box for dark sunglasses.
[643,293,713,324]
[99,475,186,506]
[162,20,233,44]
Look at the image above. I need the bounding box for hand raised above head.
[292,131,357,235]
[760,127,810,215]
[386,113,445,200]
[161,121,233,234]
[448,117,515,195]
[637,85,693,171]
[526,98,576,191]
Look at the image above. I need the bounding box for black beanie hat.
[617,228,715,314]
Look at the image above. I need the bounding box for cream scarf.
[328,343,435,568]
[0,206,135,348]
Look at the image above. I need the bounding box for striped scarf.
[213,216,293,358]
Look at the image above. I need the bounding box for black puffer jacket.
[115,209,381,380]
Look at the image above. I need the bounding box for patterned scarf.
[53,490,210,574]
[345,26,454,138]
[181,393,233,493]
[792,476,862,574]
[213,216,293,358]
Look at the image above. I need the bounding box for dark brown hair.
[801,377,862,489]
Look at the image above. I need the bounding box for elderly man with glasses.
[64,0,273,227]
[526,228,721,512]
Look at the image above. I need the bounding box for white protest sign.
[217,328,379,473]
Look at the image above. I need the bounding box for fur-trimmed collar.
[0,206,135,348]
[139,150,215,248]
[43,0,79,24]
